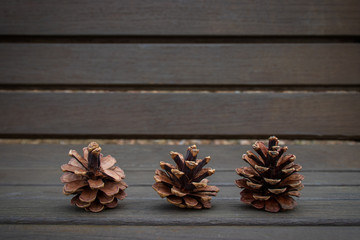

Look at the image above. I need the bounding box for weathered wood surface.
[0,44,359,86]
[2,144,359,170]
[0,186,360,226]
[0,92,359,139]
[1,0,359,36]
[2,170,360,186]
[1,225,359,240]
[0,143,358,228]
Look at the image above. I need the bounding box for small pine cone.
[235,136,304,213]
[152,145,219,209]
[60,142,127,212]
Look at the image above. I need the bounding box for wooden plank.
[0,44,359,86]
[0,92,359,138]
[2,144,359,171]
[1,185,359,201]
[2,144,360,170]
[0,0,359,36]
[0,186,359,225]
[0,169,358,186]
[1,225,359,240]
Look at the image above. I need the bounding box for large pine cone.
[61,142,127,212]
[152,145,219,209]
[235,136,304,212]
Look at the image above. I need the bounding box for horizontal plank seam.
[1,196,357,201]
[1,134,359,141]
[0,83,360,93]
[2,168,359,172]
[0,217,359,226]
[1,197,359,201]
[1,87,359,92]
[95,169,360,172]
[0,36,359,43]
[0,183,359,187]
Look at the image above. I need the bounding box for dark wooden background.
[0,1,359,239]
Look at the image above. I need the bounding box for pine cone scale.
[68,150,88,168]
[236,136,304,212]
[61,142,127,212]
[152,182,172,197]
[79,189,98,203]
[275,195,296,210]
[98,192,114,204]
[263,198,280,212]
[102,169,121,182]
[153,145,218,209]
[61,164,85,175]
[100,181,122,196]
[88,201,104,212]
[183,196,198,207]
[100,155,116,169]
[167,195,183,205]
[72,195,91,208]
[115,191,127,200]
[106,198,118,208]
[87,178,104,189]
[64,180,88,193]
[61,172,83,182]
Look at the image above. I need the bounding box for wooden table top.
[0,143,359,239]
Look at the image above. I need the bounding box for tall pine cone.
[235,136,304,212]
[152,145,219,209]
[61,142,127,212]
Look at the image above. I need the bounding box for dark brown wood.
[0,225,359,240]
[0,92,359,138]
[2,144,359,171]
[0,44,359,86]
[0,0,359,36]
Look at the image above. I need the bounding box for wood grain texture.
[0,0,359,36]
[0,186,359,225]
[1,169,359,186]
[0,92,359,138]
[2,186,359,201]
[1,225,359,240]
[0,143,358,230]
[1,143,359,186]
[0,44,359,86]
[1,144,359,171]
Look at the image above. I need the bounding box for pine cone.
[152,145,219,209]
[235,136,304,212]
[61,142,127,212]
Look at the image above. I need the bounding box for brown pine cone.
[235,136,304,212]
[152,145,219,209]
[61,142,127,212]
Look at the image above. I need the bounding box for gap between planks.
[1,35,359,43]
[0,225,359,240]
